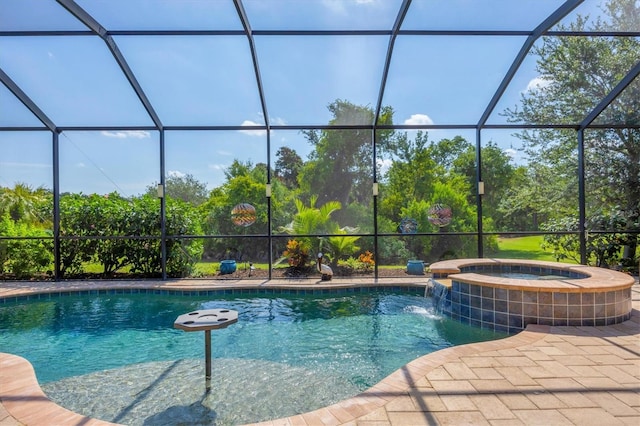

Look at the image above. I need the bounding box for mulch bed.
[0,267,414,281]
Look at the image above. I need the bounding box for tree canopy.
[504,0,639,262]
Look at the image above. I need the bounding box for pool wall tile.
[481,297,494,311]
[582,305,594,318]
[606,303,615,317]
[495,300,508,313]
[553,305,568,319]
[508,290,522,302]
[508,300,522,313]
[470,307,481,321]
[470,295,481,308]
[481,309,494,323]
[494,312,509,326]
[481,286,493,298]
[460,305,470,318]
[440,271,633,333]
[568,305,581,319]
[522,291,537,304]
[568,293,581,305]
[553,292,567,304]
[538,292,552,304]
[460,293,470,306]
[508,314,523,328]
[523,303,537,317]
[539,304,553,318]
[494,324,509,333]
[539,317,553,326]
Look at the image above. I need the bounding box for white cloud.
[525,77,552,93]
[404,114,434,126]
[322,0,347,14]
[376,158,392,176]
[75,162,86,168]
[503,148,517,159]
[0,161,51,169]
[503,148,528,165]
[238,120,267,136]
[271,116,287,126]
[101,130,151,139]
[208,164,226,171]
[167,170,185,178]
[322,0,377,15]
[242,116,287,131]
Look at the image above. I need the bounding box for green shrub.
[337,251,375,275]
[0,214,53,278]
[58,193,203,278]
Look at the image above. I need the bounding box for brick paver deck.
[1,277,638,426]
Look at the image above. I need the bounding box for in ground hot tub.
[429,258,635,333]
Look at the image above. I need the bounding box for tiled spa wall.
[446,281,632,333]
[431,269,633,334]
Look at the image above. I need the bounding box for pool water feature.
[0,292,506,426]
[426,278,451,314]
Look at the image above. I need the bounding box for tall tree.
[298,100,395,212]
[379,131,436,223]
[451,140,521,231]
[379,131,484,261]
[146,173,208,206]
[504,0,639,260]
[274,146,303,189]
[199,160,282,261]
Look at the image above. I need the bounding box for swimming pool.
[0,291,506,425]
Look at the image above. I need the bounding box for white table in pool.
[174,309,238,392]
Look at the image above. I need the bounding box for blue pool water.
[0,292,507,425]
[483,272,579,280]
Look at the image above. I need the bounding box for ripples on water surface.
[0,292,507,425]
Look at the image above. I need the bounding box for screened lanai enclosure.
[1,0,638,281]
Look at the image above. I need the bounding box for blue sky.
[0,0,612,195]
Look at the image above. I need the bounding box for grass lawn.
[81,236,561,276]
[194,261,286,276]
[495,235,557,261]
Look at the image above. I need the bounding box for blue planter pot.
[406,260,424,275]
[220,260,237,275]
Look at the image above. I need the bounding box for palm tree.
[280,195,360,266]
[0,183,49,224]
[280,195,341,244]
